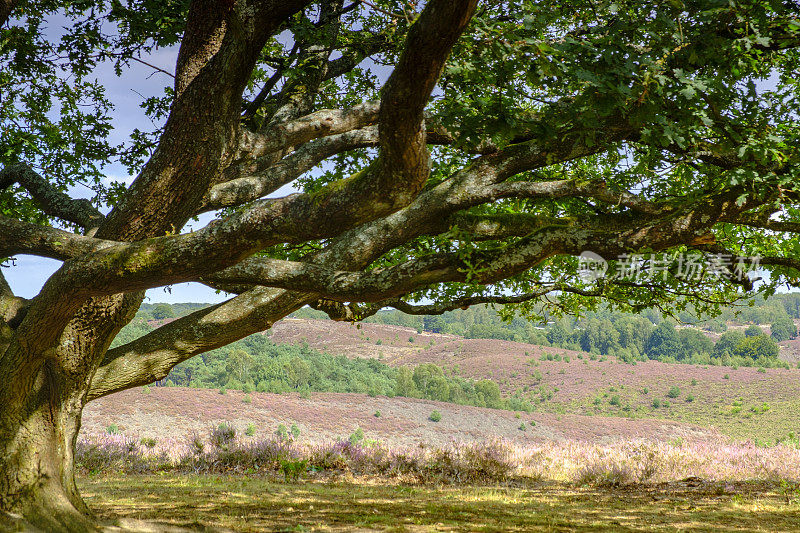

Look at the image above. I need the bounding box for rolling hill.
[267,318,800,442]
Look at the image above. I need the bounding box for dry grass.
[79,474,800,532]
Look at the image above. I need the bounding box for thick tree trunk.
[0,360,96,532]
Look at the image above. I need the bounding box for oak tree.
[1,0,800,529]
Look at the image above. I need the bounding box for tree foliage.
[2,0,800,528]
[770,315,797,341]
[115,316,530,411]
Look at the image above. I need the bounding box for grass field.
[79,475,800,532]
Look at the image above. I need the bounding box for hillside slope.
[268,318,800,441]
[82,387,717,446]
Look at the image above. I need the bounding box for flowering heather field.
[76,431,800,486]
[83,387,720,447]
[266,318,800,442]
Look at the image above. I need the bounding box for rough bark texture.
[0,0,15,27]
[0,1,797,530]
[0,1,314,530]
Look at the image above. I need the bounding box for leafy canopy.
[2,0,800,321]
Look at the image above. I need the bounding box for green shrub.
[141,385,150,394]
[218,387,226,395]
[106,424,119,435]
[651,398,661,408]
[245,423,256,436]
[291,423,301,439]
[429,410,442,422]
[279,459,308,482]
[667,386,681,398]
[518,423,527,431]
[374,410,381,418]
[242,394,251,404]
[349,427,365,444]
[210,423,236,448]
[685,395,694,403]
[275,424,288,440]
[609,395,621,406]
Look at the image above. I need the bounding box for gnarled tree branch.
[0,215,118,261]
[88,287,310,400]
[203,125,379,211]
[0,164,104,231]
[236,101,380,166]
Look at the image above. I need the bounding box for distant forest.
[122,294,800,408]
[117,306,533,412]
[298,293,799,368]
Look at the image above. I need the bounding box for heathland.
[72,297,800,530]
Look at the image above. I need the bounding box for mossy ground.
[79,474,800,532]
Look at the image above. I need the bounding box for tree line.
[343,295,798,367]
[115,315,531,411]
[129,293,798,403]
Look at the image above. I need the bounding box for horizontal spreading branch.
[236,101,380,164]
[312,285,607,321]
[725,211,800,234]
[445,213,572,240]
[0,215,118,260]
[0,164,105,231]
[486,179,669,214]
[203,253,455,301]
[18,111,751,356]
[381,288,602,315]
[759,256,800,273]
[88,286,311,400]
[203,190,752,307]
[202,126,379,212]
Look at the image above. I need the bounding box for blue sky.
[3,29,230,303]
[5,14,790,304]
[5,15,380,304]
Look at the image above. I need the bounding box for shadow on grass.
[79,475,800,532]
